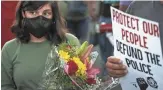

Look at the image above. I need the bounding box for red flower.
[86,78,96,85]
[67,60,78,75]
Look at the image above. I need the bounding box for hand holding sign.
[106,56,128,78]
[110,7,163,90]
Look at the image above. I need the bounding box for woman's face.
[23,3,53,19]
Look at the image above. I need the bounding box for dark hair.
[11,1,67,44]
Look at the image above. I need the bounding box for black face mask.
[23,16,53,38]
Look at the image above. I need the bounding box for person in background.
[90,0,119,76]
[106,0,163,80]
[64,1,97,43]
[1,1,93,90]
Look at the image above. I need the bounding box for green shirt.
[1,33,80,90]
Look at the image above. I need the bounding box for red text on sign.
[121,28,148,49]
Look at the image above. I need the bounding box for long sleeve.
[1,44,16,90]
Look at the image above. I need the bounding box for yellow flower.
[59,50,70,62]
[72,57,87,77]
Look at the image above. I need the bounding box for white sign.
[111,7,163,90]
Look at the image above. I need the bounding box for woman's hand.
[106,56,128,78]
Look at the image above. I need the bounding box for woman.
[1,1,91,90]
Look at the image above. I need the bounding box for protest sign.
[111,7,163,90]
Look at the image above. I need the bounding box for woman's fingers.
[106,56,128,77]
[107,56,122,64]
[106,61,126,70]
[108,68,128,77]
[106,56,126,70]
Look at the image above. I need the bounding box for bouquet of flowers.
[40,41,102,90]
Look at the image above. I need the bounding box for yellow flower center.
[72,57,87,77]
[59,50,70,62]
